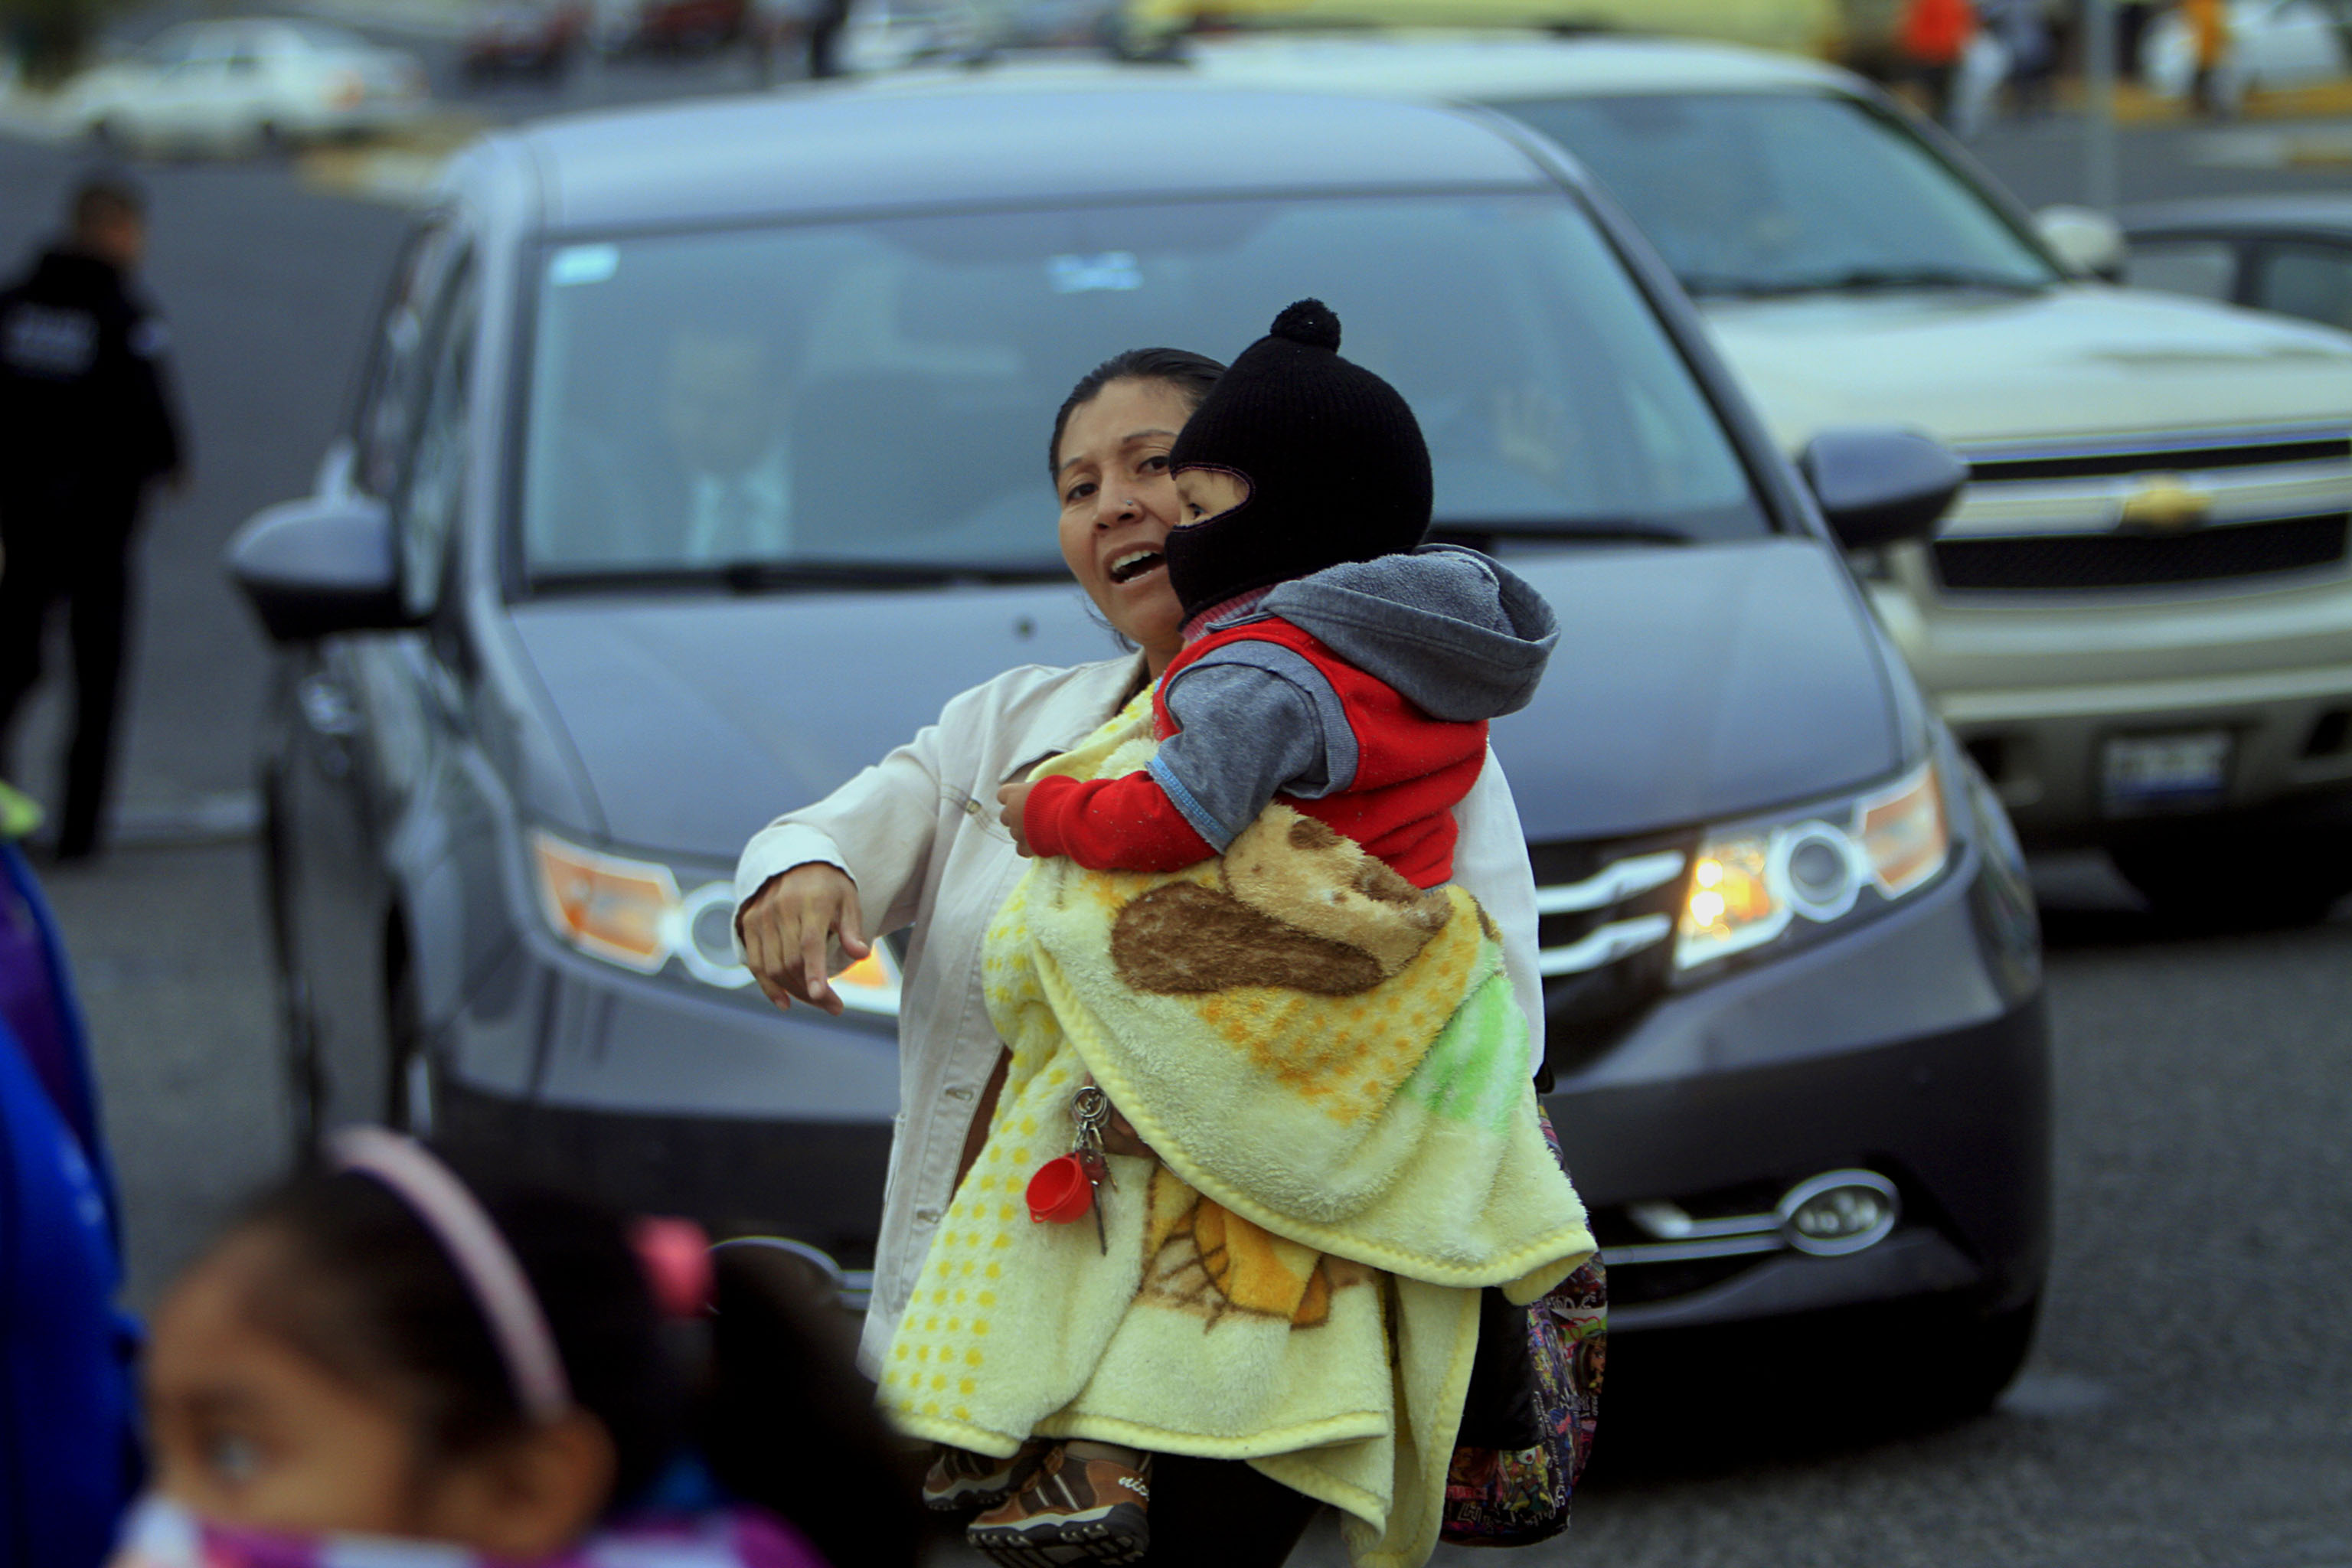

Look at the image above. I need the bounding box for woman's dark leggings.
[1144,1455,1322,1566]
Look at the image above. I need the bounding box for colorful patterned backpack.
[1439,1110,1606,1548]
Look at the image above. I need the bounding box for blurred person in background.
[661,327,793,562]
[1898,0,1976,122]
[0,781,140,1566]
[804,0,848,77]
[2184,0,2234,115]
[2117,0,2156,80]
[109,1130,922,1568]
[0,175,186,864]
[546,321,795,567]
[1981,0,2054,116]
[746,0,815,84]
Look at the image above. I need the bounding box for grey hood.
[501,538,1900,861]
[1259,544,1560,722]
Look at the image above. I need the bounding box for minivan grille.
[1936,513,2350,590]
[1939,423,2352,595]
[1528,831,1697,1075]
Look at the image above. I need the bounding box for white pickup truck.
[1188,31,2352,920]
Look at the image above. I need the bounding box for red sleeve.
[1024,772,1217,872]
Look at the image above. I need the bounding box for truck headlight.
[529,830,900,1013]
[1676,761,1952,975]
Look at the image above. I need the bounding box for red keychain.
[1027,1085,1115,1253]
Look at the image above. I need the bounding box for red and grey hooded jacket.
[1024,544,1559,889]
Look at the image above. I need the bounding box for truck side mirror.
[224,495,414,644]
[2035,204,2128,281]
[1800,427,1967,552]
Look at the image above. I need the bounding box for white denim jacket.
[732,655,1546,1370]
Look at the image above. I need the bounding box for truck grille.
[1937,423,2352,594]
[1965,430,2351,483]
[1936,513,2350,590]
[1529,831,1696,1075]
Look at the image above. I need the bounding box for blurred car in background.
[1119,0,1840,57]
[591,0,749,52]
[2143,0,2352,103]
[463,0,587,77]
[988,0,1119,47]
[2124,195,2352,333]
[224,79,2047,1411]
[1183,30,2352,921]
[837,0,988,70]
[62,20,426,154]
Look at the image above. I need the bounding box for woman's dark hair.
[232,1168,923,1568]
[1047,346,1226,477]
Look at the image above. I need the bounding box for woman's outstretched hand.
[738,863,870,1015]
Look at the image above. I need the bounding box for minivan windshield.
[518,192,1766,585]
[1501,92,2059,299]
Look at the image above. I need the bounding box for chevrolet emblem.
[2117,474,2213,534]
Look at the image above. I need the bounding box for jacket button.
[915,1207,942,1225]
[946,1085,975,1101]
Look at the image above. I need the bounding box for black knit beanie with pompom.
[1165,299,1434,622]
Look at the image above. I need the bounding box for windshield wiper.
[1432,520,1694,546]
[530,559,1070,596]
[1685,266,2046,299]
[717,560,1067,592]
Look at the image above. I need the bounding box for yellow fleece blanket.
[880,694,1593,1568]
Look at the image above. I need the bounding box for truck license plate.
[2102,731,2232,815]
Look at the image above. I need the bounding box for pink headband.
[328,1127,573,1423]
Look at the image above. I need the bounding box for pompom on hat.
[1165,299,1433,622]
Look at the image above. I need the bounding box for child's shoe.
[923,1440,1050,1514]
[967,1442,1151,1566]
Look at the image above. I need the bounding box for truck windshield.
[518,191,1766,585]
[1501,92,2059,299]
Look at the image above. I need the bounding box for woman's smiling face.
[1055,377,1195,673]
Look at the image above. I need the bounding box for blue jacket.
[0,844,137,1566]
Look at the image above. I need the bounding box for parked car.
[1172,30,2352,919]
[591,0,748,52]
[835,0,988,71]
[227,79,2047,1405]
[2143,0,2352,103]
[62,20,427,154]
[463,0,588,78]
[1117,0,1841,57]
[2123,195,2352,335]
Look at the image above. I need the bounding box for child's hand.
[997,780,1037,857]
[1084,1076,1155,1159]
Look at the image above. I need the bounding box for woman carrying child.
[736,307,1589,1567]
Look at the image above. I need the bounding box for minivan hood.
[1704,283,2352,451]
[506,536,1900,861]
[1491,537,1900,842]
[506,584,1119,864]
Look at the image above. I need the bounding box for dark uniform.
[0,247,185,860]
[805,0,850,78]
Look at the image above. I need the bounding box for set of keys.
[1070,1084,1117,1255]
[1022,1083,1121,1252]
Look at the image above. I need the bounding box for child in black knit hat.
[1004,298,1558,892]
[949,302,1562,1565]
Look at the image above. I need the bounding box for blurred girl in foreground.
[109,1128,920,1568]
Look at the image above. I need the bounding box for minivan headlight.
[528,830,901,1013]
[1676,761,1952,975]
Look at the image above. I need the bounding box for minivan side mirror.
[1799,427,1967,552]
[225,494,413,644]
[2035,204,2128,281]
